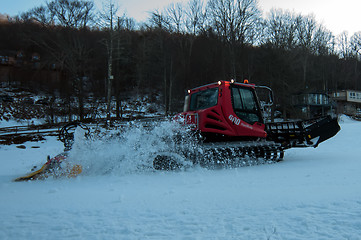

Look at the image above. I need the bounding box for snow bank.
[1,118,361,239]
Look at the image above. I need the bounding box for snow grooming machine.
[153,80,340,170]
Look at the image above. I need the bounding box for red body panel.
[176,81,267,139]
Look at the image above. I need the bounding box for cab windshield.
[189,87,218,111]
[231,86,262,124]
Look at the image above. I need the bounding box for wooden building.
[331,90,361,117]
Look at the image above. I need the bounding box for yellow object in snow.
[13,152,82,182]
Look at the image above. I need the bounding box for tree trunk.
[106,58,113,122]
[302,55,308,89]
[78,76,84,121]
[355,59,358,90]
[164,66,168,115]
[106,16,114,124]
[168,57,173,113]
[115,94,121,119]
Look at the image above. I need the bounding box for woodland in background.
[0,0,361,120]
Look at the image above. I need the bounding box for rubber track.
[194,141,284,168]
[154,141,284,170]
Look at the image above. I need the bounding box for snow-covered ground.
[1,116,361,240]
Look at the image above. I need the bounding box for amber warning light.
[243,79,249,84]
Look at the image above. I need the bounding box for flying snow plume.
[67,120,197,176]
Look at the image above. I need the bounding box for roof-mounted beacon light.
[231,79,235,84]
[243,79,249,84]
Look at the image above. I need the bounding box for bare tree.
[148,10,170,30]
[295,14,320,88]
[350,32,361,59]
[47,0,94,28]
[208,0,260,45]
[43,0,95,120]
[99,0,118,123]
[147,9,173,114]
[312,25,333,55]
[264,9,298,49]
[165,2,185,33]
[19,5,54,26]
[185,0,207,35]
[117,15,136,31]
[112,15,136,119]
[337,31,350,59]
[207,0,261,77]
[350,32,361,89]
[295,14,317,50]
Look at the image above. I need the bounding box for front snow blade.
[305,116,340,148]
[266,115,340,149]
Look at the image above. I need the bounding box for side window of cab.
[231,86,262,124]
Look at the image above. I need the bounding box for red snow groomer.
[153,80,340,169]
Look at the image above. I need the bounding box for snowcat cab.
[177,80,268,142]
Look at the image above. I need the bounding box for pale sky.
[1,0,360,36]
